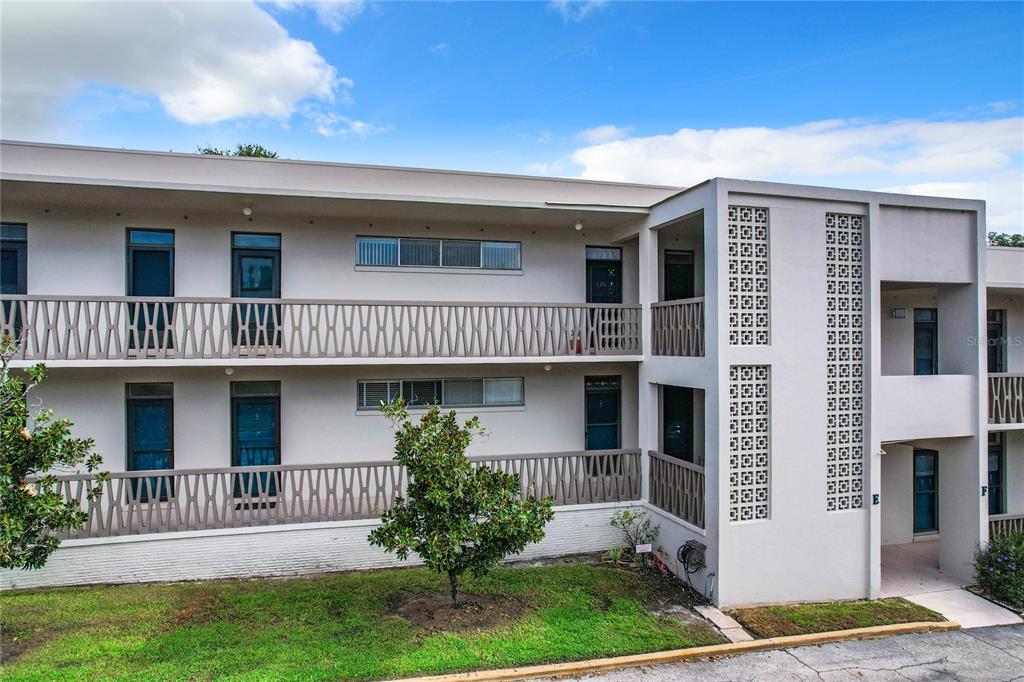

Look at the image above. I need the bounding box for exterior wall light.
[574,220,583,231]
[242,206,253,217]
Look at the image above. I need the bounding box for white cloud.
[549,0,607,22]
[0,1,350,136]
[558,116,1024,230]
[577,124,631,144]
[431,42,450,53]
[266,0,367,33]
[302,106,391,138]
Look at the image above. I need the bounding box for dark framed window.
[126,383,174,502]
[988,432,1006,516]
[355,236,521,270]
[585,375,622,476]
[127,229,175,351]
[586,246,622,304]
[231,381,281,500]
[664,250,695,301]
[988,310,1006,374]
[913,308,938,376]
[585,375,621,450]
[662,385,694,463]
[231,233,281,347]
[357,377,524,410]
[0,223,27,294]
[913,449,938,534]
[1,223,28,341]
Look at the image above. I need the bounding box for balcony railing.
[647,450,705,529]
[651,298,704,357]
[39,449,641,539]
[0,296,641,361]
[990,513,1024,538]
[989,373,1024,425]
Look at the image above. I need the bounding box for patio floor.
[881,541,1021,629]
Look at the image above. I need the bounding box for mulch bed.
[390,591,532,632]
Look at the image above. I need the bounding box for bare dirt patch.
[169,588,219,628]
[390,591,532,632]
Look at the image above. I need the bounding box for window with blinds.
[356,236,521,270]
[357,377,524,410]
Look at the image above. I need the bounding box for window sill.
[354,265,523,276]
[356,405,526,416]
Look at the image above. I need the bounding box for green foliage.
[731,598,944,638]
[367,400,554,606]
[0,564,721,679]
[975,531,1024,609]
[197,143,279,158]
[0,336,106,569]
[987,232,1024,247]
[610,509,659,567]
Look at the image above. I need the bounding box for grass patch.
[0,563,720,681]
[730,598,945,638]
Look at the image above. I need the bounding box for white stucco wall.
[36,363,639,472]
[877,206,976,284]
[988,293,1024,373]
[880,444,914,546]
[0,503,637,590]
[3,203,641,305]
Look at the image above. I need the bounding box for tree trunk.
[448,571,459,608]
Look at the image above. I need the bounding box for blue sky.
[2,1,1022,229]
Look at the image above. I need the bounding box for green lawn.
[729,598,945,638]
[0,564,720,681]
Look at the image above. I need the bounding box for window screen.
[401,379,443,406]
[358,377,524,410]
[481,242,521,269]
[444,379,485,406]
[356,236,521,270]
[399,239,441,267]
[441,240,481,268]
[356,237,399,266]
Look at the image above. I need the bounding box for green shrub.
[975,530,1024,609]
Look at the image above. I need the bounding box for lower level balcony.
[647,450,705,529]
[0,296,641,362]
[42,450,642,539]
[989,373,1024,425]
[990,513,1024,537]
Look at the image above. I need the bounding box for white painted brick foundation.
[1,503,638,590]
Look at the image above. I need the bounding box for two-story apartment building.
[1,140,1020,607]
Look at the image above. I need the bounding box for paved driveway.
[546,624,1024,681]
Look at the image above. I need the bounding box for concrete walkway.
[882,541,1022,628]
[547,624,1024,681]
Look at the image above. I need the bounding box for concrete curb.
[391,620,961,682]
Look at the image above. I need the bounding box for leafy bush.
[368,400,554,607]
[987,232,1024,248]
[975,531,1024,609]
[610,509,659,567]
[1,336,105,569]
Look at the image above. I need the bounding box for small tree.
[368,401,554,607]
[987,232,1024,248]
[0,336,105,569]
[197,143,279,158]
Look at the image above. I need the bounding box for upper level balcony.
[989,373,1024,426]
[0,295,641,364]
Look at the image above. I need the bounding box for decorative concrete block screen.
[727,206,770,345]
[728,365,770,521]
[825,213,865,512]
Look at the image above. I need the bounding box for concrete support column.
[637,223,659,500]
[867,201,883,599]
